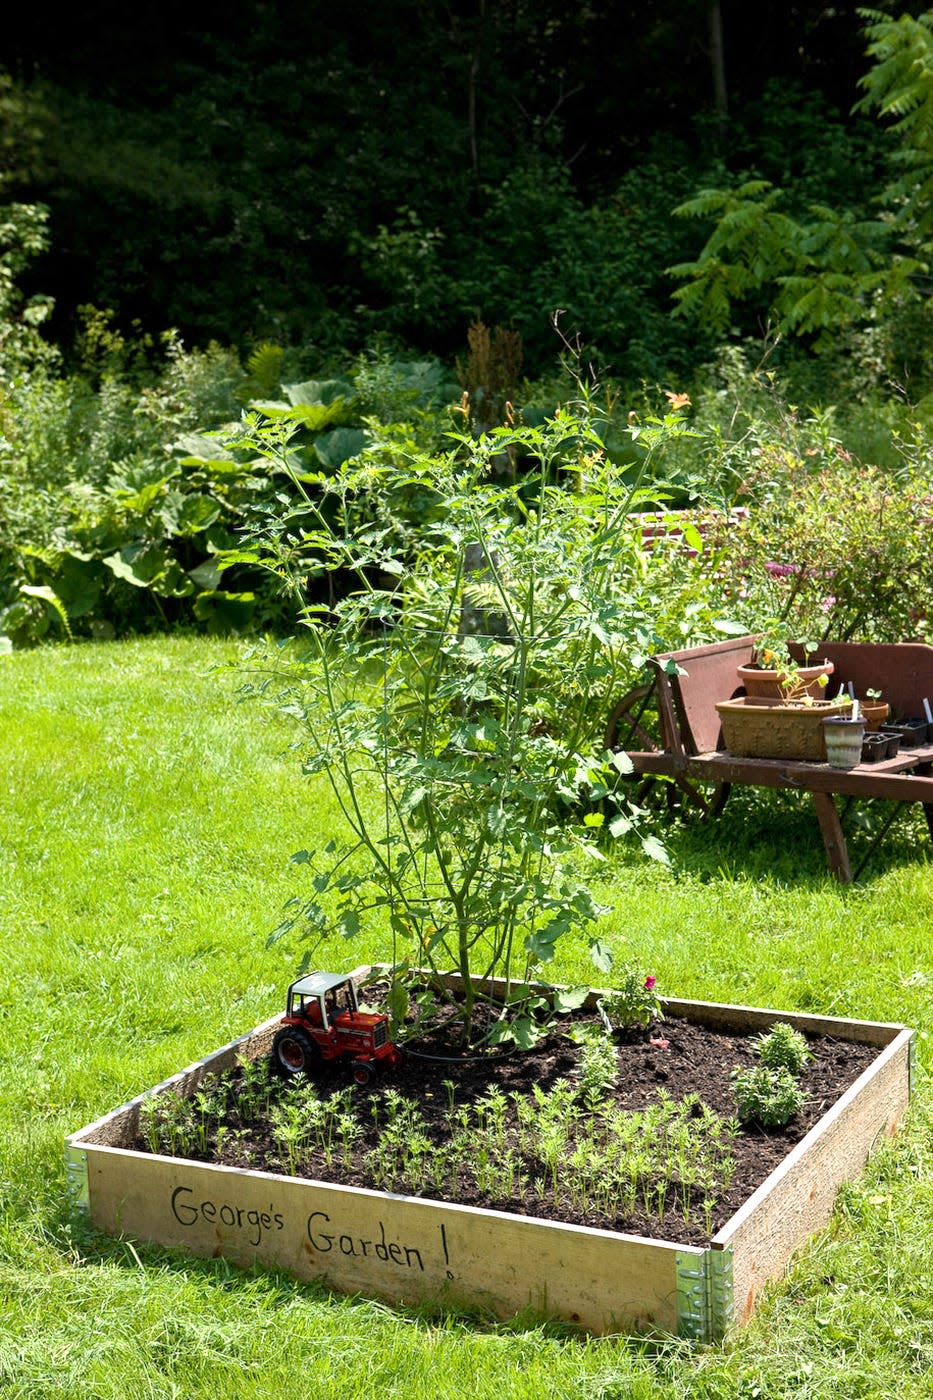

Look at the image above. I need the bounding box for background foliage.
[0,2,927,377]
[3,6,933,649]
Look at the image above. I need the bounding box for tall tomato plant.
[233,407,692,1046]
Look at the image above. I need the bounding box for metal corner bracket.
[676,1246,734,1343]
[65,1141,90,1214]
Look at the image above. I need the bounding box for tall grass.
[1,636,930,1398]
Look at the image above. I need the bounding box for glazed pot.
[822,716,867,770]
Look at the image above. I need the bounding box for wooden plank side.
[655,635,756,756]
[715,1030,912,1324]
[423,972,905,1047]
[684,753,933,802]
[79,1144,685,1335]
[658,999,903,1047]
[73,964,378,1148]
[74,1016,282,1148]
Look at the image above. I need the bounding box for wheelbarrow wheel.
[604,682,730,819]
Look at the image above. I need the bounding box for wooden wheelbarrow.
[607,635,933,882]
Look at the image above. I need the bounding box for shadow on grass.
[635,781,933,887]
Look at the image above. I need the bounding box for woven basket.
[716,696,851,761]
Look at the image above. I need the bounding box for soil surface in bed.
[131,999,881,1248]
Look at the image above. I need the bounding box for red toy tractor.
[271,972,403,1085]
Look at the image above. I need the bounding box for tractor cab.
[285,971,360,1031]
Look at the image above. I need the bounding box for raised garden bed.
[66,970,913,1340]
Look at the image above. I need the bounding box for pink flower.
[650,1036,670,1050]
[644,975,656,990]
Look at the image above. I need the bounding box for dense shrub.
[711,452,933,645]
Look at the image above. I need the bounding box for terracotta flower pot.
[736,658,834,701]
[859,700,890,732]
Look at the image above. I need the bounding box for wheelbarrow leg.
[811,792,853,882]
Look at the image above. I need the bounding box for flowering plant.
[597,968,664,1034]
[746,619,832,703]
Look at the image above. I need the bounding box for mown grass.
[1,635,931,1399]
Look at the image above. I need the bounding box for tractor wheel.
[272,1027,319,1077]
[351,1060,374,1086]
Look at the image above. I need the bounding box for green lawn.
[1,636,931,1399]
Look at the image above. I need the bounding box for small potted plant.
[736,623,834,701]
[859,688,890,731]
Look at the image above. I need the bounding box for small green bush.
[731,1065,808,1129]
[753,1021,813,1075]
[597,970,663,1034]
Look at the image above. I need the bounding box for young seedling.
[597,969,663,1035]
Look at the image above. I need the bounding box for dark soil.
[132,1001,880,1248]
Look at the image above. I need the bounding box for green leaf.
[713,618,750,635]
[176,493,222,535]
[174,432,226,459]
[282,402,346,433]
[314,427,370,470]
[191,590,256,632]
[510,1015,546,1050]
[640,834,671,865]
[337,910,361,938]
[188,558,225,590]
[104,543,174,590]
[524,923,563,962]
[20,584,73,640]
[284,378,353,407]
[50,554,103,619]
[553,985,590,1012]
[387,978,410,1027]
[590,938,614,974]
